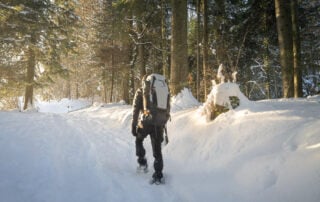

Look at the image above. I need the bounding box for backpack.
[141,73,170,126]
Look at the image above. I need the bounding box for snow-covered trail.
[0,105,182,202]
[1,95,320,202]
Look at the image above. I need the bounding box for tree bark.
[202,0,209,100]
[110,51,114,103]
[102,66,108,102]
[196,0,201,100]
[291,0,302,97]
[122,47,130,104]
[170,0,188,95]
[161,0,169,78]
[23,42,36,110]
[213,0,227,67]
[136,18,146,79]
[263,4,271,99]
[275,0,294,98]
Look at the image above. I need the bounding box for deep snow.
[0,87,320,202]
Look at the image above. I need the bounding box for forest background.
[0,0,319,110]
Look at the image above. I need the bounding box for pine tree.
[0,0,78,109]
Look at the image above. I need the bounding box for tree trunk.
[123,65,130,104]
[214,0,227,67]
[137,20,146,79]
[110,53,114,103]
[196,0,201,100]
[67,79,71,99]
[129,42,136,104]
[122,47,130,104]
[75,62,79,99]
[264,39,271,99]
[275,0,294,98]
[23,44,36,110]
[263,5,271,99]
[161,0,169,78]
[170,0,188,95]
[202,0,209,100]
[291,0,302,97]
[123,69,130,104]
[102,66,108,102]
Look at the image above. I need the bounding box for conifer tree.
[0,0,78,109]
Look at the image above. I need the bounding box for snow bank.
[166,96,320,202]
[171,88,200,112]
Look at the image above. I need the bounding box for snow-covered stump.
[201,64,249,121]
[202,80,249,121]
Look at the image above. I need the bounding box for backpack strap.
[142,76,151,115]
[149,75,156,103]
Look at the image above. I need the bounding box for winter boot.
[137,157,148,173]
[150,171,164,185]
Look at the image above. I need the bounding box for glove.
[131,123,137,136]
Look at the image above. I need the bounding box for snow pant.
[135,125,164,175]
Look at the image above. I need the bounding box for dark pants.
[135,125,164,175]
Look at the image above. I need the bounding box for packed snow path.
[0,105,181,202]
[1,96,320,202]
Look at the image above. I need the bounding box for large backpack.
[141,73,170,126]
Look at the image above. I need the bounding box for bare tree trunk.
[130,61,135,104]
[291,0,302,97]
[264,42,271,99]
[202,0,208,100]
[75,63,79,99]
[23,42,36,110]
[263,6,271,99]
[122,52,130,104]
[123,69,130,104]
[170,0,188,95]
[214,0,227,67]
[137,20,146,79]
[110,53,114,103]
[67,79,71,99]
[161,0,169,78]
[196,0,201,100]
[102,66,108,102]
[275,0,294,98]
[122,46,130,104]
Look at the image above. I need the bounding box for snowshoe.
[136,163,148,173]
[149,176,165,185]
[149,172,165,185]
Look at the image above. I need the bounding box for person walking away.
[131,73,170,184]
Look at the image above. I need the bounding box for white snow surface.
[1,89,320,202]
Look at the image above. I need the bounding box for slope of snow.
[166,97,320,202]
[0,91,320,202]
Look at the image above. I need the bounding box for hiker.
[131,73,170,184]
